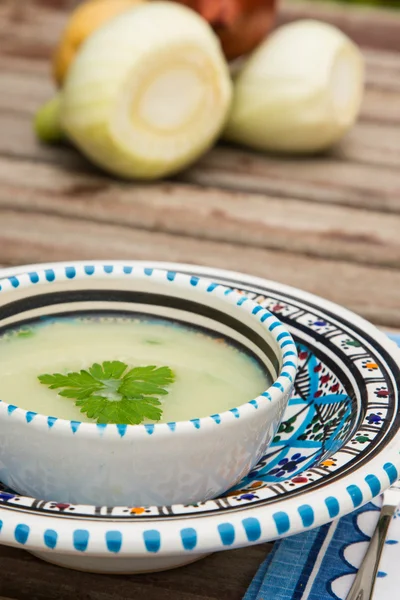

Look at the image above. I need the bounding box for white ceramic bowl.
[0,264,297,507]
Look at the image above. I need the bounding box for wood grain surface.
[0,543,273,600]
[0,1,399,598]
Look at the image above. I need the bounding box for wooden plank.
[0,114,96,171]
[0,543,269,600]
[0,55,49,76]
[277,0,400,52]
[0,208,399,327]
[333,121,400,168]
[363,48,400,93]
[0,1,66,60]
[183,146,400,211]
[0,71,55,115]
[1,155,400,269]
[1,0,400,55]
[360,88,400,125]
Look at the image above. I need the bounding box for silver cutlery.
[346,480,400,600]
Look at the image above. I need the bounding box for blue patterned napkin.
[244,334,400,600]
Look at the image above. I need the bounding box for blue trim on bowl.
[0,264,297,436]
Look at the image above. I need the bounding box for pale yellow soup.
[0,316,271,423]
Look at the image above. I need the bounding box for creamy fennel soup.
[0,315,271,424]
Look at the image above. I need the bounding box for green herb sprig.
[38,361,174,425]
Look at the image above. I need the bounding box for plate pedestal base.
[30,549,210,574]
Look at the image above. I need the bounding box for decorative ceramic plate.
[0,261,398,574]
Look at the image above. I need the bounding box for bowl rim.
[0,263,298,435]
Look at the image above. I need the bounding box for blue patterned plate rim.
[0,261,397,559]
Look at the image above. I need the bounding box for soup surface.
[0,315,271,423]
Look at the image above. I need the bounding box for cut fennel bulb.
[224,19,365,154]
[61,1,232,179]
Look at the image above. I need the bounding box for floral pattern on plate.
[233,343,353,488]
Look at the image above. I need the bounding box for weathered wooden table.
[0,0,399,598]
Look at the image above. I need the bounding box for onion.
[52,0,146,87]
[177,0,277,60]
[224,20,365,154]
[59,2,232,179]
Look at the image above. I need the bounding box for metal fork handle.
[346,505,396,600]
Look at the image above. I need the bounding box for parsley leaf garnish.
[38,361,175,425]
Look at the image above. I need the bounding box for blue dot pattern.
[277,332,291,341]
[45,269,55,282]
[70,421,80,434]
[44,529,58,549]
[106,531,122,553]
[347,485,363,508]
[14,524,30,545]
[117,424,127,437]
[384,462,398,484]
[29,272,40,283]
[25,411,37,423]
[73,530,90,552]
[143,530,161,553]
[8,276,20,288]
[365,474,381,496]
[242,518,262,542]
[273,512,290,535]
[218,523,235,546]
[180,528,197,550]
[325,497,340,518]
[298,505,315,527]
[47,416,57,428]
